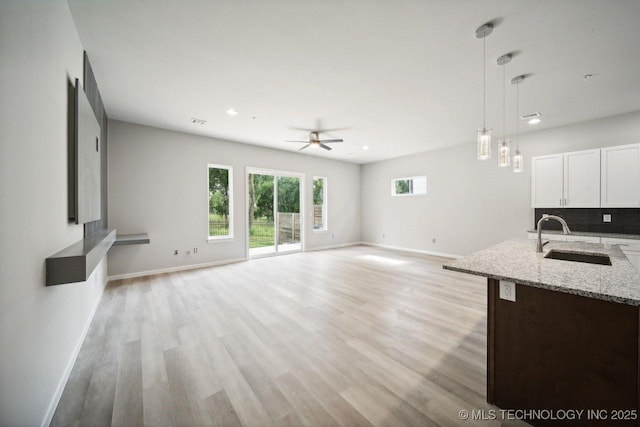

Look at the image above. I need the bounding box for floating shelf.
[113,233,150,246]
[45,228,116,286]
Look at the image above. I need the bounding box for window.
[313,176,327,231]
[391,176,427,196]
[208,164,233,239]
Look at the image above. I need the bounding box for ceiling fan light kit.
[286,131,343,151]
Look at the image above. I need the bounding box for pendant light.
[497,53,512,167]
[511,75,525,173]
[476,23,493,160]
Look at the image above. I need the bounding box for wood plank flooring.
[51,245,529,427]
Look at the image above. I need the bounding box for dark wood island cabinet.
[445,239,640,426]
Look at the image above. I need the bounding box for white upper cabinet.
[563,149,601,207]
[531,154,563,207]
[601,143,640,207]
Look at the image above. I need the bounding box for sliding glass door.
[248,169,303,257]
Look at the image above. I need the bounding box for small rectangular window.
[313,176,328,231]
[391,176,427,196]
[208,164,233,239]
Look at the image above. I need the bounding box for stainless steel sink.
[544,250,611,266]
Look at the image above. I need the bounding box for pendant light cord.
[483,36,486,129]
[502,62,506,140]
[516,81,520,150]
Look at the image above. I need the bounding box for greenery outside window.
[313,176,327,231]
[392,176,427,196]
[208,164,233,239]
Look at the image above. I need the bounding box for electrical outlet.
[193,247,198,253]
[603,214,612,223]
[499,281,516,302]
[432,238,436,244]
[174,250,178,255]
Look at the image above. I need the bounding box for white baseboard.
[108,244,367,281]
[108,257,247,281]
[361,241,461,259]
[42,263,109,427]
[106,240,453,283]
[306,241,362,252]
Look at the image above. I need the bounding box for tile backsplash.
[534,208,640,234]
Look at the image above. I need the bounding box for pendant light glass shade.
[513,148,524,173]
[477,128,492,160]
[498,139,510,167]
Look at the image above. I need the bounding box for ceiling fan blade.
[318,139,343,143]
[319,127,350,133]
[298,144,311,151]
[286,140,310,143]
[319,144,332,151]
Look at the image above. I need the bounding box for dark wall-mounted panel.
[83,51,109,236]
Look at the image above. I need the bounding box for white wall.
[0,2,109,426]
[107,120,362,277]
[362,111,640,257]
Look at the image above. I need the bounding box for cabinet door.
[563,149,600,207]
[601,144,640,207]
[531,154,563,207]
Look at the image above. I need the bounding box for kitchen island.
[444,239,640,426]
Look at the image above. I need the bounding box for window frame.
[391,175,427,197]
[313,176,328,232]
[207,163,234,241]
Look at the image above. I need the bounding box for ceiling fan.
[286,131,343,151]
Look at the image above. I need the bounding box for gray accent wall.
[0,2,109,426]
[361,110,640,257]
[107,120,362,277]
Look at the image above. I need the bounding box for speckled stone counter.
[443,238,640,306]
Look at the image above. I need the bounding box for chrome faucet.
[536,215,571,253]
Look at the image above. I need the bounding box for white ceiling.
[67,0,640,164]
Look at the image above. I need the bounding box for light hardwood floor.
[51,245,528,427]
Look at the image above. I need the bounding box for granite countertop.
[526,229,640,240]
[443,239,640,306]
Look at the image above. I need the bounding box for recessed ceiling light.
[225,108,238,116]
[190,118,207,125]
[528,118,541,125]
[362,145,369,151]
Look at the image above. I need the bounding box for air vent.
[520,112,541,120]
[190,118,207,125]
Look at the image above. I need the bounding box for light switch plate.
[499,281,516,302]
[603,214,612,223]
